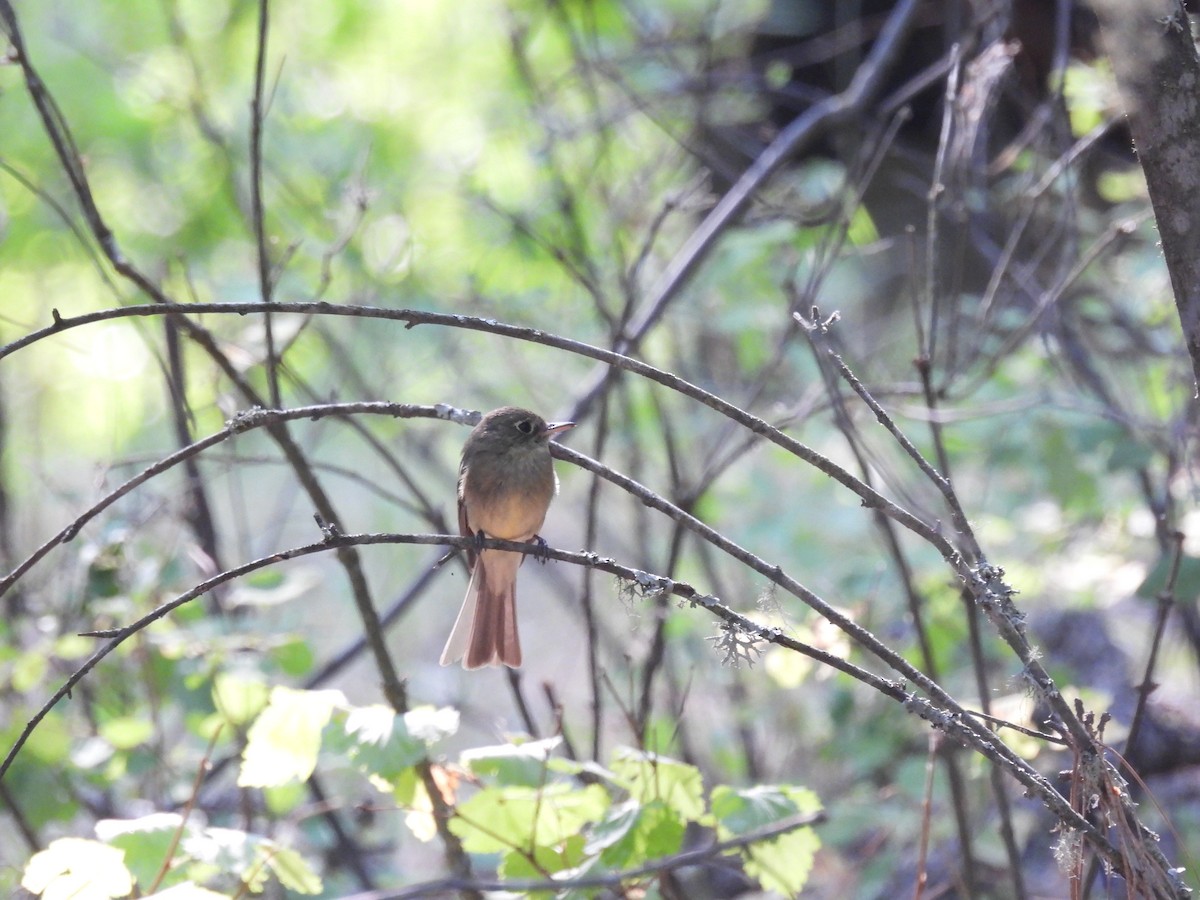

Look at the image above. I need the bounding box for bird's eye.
[516,419,534,434]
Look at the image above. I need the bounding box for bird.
[439,406,575,669]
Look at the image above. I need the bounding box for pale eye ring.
[517,419,534,434]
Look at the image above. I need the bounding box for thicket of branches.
[1,1,1198,898]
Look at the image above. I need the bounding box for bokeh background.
[1,1,1198,897]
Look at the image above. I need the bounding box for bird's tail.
[439,549,522,669]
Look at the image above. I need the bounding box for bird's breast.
[461,452,556,541]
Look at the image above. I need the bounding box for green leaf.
[19,710,72,765]
[227,568,318,608]
[97,813,185,891]
[212,673,270,727]
[0,744,75,827]
[1105,435,1154,471]
[1137,554,1200,603]
[261,843,322,895]
[450,782,610,854]
[584,799,640,858]
[402,775,437,843]
[181,828,257,883]
[532,858,610,900]
[54,633,95,660]
[238,687,344,787]
[712,785,822,897]
[461,736,562,786]
[1037,425,1100,515]
[499,833,587,879]
[22,837,134,900]
[588,799,685,869]
[740,823,820,896]
[609,747,704,821]
[393,765,420,805]
[329,704,458,787]
[99,716,155,751]
[338,704,423,776]
[847,205,879,245]
[11,647,48,693]
[178,828,318,894]
[271,638,315,677]
[244,569,285,589]
[1062,61,1107,135]
[264,781,307,815]
[711,784,820,836]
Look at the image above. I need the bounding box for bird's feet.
[531,534,550,564]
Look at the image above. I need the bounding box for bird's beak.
[544,421,576,438]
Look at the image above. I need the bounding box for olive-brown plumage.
[440,407,574,669]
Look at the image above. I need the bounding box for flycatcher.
[440,406,575,669]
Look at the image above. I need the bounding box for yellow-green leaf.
[22,838,134,900]
[609,747,704,821]
[213,673,270,726]
[239,687,344,787]
[450,782,609,854]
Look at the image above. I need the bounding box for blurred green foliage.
[0,0,1196,896]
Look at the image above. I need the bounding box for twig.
[0,302,964,569]
[306,775,377,890]
[249,0,281,409]
[337,808,812,899]
[580,389,612,761]
[0,518,1134,878]
[162,314,226,615]
[564,0,925,423]
[147,725,223,894]
[913,731,940,900]
[0,531,892,781]
[0,402,456,603]
[304,549,448,689]
[922,42,962,369]
[1125,530,1186,763]
[0,157,117,293]
[800,311,982,563]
